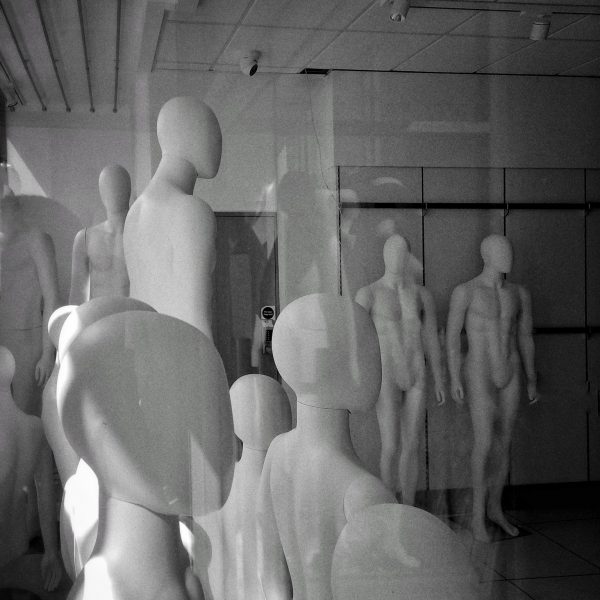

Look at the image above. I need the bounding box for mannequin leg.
[397,387,425,506]
[487,370,520,537]
[376,378,401,493]
[466,373,495,542]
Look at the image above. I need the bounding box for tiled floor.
[443,508,600,600]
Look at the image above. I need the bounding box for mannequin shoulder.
[449,281,474,306]
[24,228,54,255]
[355,284,375,309]
[344,472,397,520]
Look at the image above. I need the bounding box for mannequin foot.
[471,518,491,543]
[488,510,519,537]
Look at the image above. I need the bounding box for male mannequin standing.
[69,164,131,304]
[124,96,221,340]
[446,234,537,542]
[0,187,59,416]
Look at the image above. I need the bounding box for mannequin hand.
[527,381,539,405]
[41,551,62,591]
[35,352,54,387]
[450,380,464,405]
[435,384,446,406]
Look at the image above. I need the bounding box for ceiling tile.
[479,39,600,75]
[551,15,600,41]
[452,10,582,39]
[218,26,339,68]
[396,35,533,73]
[243,0,372,30]
[169,0,251,24]
[350,6,477,34]
[309,31,438,71]
[560,55,600,76]
[156,22,235,64]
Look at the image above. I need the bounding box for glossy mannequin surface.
[331,504,479,600]
[124,96,222,340]
[195,374,291,600]
[355,234,445,504]
[257,293,398,600]
[0,346,63,594]
[69,165,131,304]
[446,234,537,542]
[0,189,59,415]
[58,311,235,600]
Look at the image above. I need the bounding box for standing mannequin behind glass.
[446,234,537,542]
[69,165,130,304]
[0,187,59,416]
[124,96,221,340]
[355,234,445,505]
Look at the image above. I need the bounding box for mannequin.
[45,298,155,581]
[124,96,222,340]
[446,234,537,542]
[0,346,63,597]
[69,165,131,304]
[0,188,59,415]
[57,310,235,600]
[331,504,479,600]
[194,374,292,600]
[355,234,445,504]
[256,293,402,600]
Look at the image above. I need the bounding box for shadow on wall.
[19,195,82,304]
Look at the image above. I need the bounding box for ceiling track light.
[530,14,551,41]
[379,0,410,23]
[240,50,260,76]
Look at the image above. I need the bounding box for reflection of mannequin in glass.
[58,310,234,600]
[124,97,221,340]
[0,346,63,598]
[355,235,445,504]
[194,374,291,600]
[446,234,537,542]
[69,165,131,304]
[257,293,402,600]
[0,188,59,415]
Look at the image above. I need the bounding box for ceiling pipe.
[0,0,46,110]
[35,0,71,112]
[76,0,94,112]
[113,0,121,113]
[0,54,24,106]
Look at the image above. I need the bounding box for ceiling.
[1,0,599,114]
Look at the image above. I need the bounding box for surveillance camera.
[240,51,260,76]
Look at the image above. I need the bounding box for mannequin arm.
[34,436,63,591]
[517,286,537,403]
[68,229,90,305]
[31,231,60,387]
[446,285,469,404]
[256,444,292,600]
[420,287,445,405]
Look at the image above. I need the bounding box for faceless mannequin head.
[480,234,513,274]
[99,165,131,215]
[48,305,76,351]
[58,297,155,363]
[229,374,291,451]
[272,293,381,412]
[383,234,410,275]
[58,311,234,516]
[0,346,15,390]
[157,97,222,179]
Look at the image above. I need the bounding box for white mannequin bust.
[69,165,131,304]
[195,374,291,600]
[446,234,537,542]
[0,346,62,595]
[124,96,222,340]
[331,504,479,600]
[0,189,59,415]
[256,293,397,600]
[58,310,235,600]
